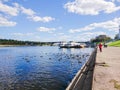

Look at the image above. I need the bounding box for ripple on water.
[0,46,93,90]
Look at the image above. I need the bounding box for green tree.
[91,35,111,43]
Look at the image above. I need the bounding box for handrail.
[66,48,97,90]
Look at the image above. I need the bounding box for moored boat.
[59,41,85,48]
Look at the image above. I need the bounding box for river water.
[0,46,93,90]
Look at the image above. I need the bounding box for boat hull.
[59,45,84,48]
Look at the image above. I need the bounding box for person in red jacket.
[98,43,103,52]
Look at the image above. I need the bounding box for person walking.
[98,43,103,52]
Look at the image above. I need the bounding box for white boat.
[59,41,85,48]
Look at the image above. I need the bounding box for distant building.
[119,25,120,39]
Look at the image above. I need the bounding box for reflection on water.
[0,46,93,90]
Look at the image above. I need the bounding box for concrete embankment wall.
[66,48,97,90]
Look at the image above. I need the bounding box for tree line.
[0,39,54,46]
[91,35,112,43]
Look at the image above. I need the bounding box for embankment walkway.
[92,47,120,90]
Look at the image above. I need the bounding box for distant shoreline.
[0,45,24,47]
[0,45,52,47]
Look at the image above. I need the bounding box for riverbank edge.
[0,45,52,47]
[0,45,23,47]
[66,48,97,90]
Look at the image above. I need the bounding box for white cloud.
[58,26,63,30]
[0,2,55,24]
[58,35,71,41]
[51,31,107,41]
[42,16,55,22]
[0,35,4,39]
[111,0,120,2]
[12,33,34,36]
[18,3,55,22]
[37,27,56,32]
[0,0,9,2]
[28,16,42,22]
[87,31,106,39]
[69,17,120,33]
[64,0,120,15]
[29,16,55,22]
[18,4,55,22]
[0,16,16,27]
[0,2,19,16]
[53,33,64,36]
[58,33,64,35]
[117,0,120,2]
[110,0,115,2]
[69,26,94,33]
[82,31,106,36]
[20,6,35,16]
[70,31,107,41]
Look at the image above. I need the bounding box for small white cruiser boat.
[59,41,85,48]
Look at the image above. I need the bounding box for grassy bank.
[108,40,120,47]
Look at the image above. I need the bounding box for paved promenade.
[92,47,120,90]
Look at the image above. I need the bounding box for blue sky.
[0,0,120,42]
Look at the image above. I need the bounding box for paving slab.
[92,47,120,90]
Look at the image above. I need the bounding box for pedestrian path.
[92,47,120,90]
